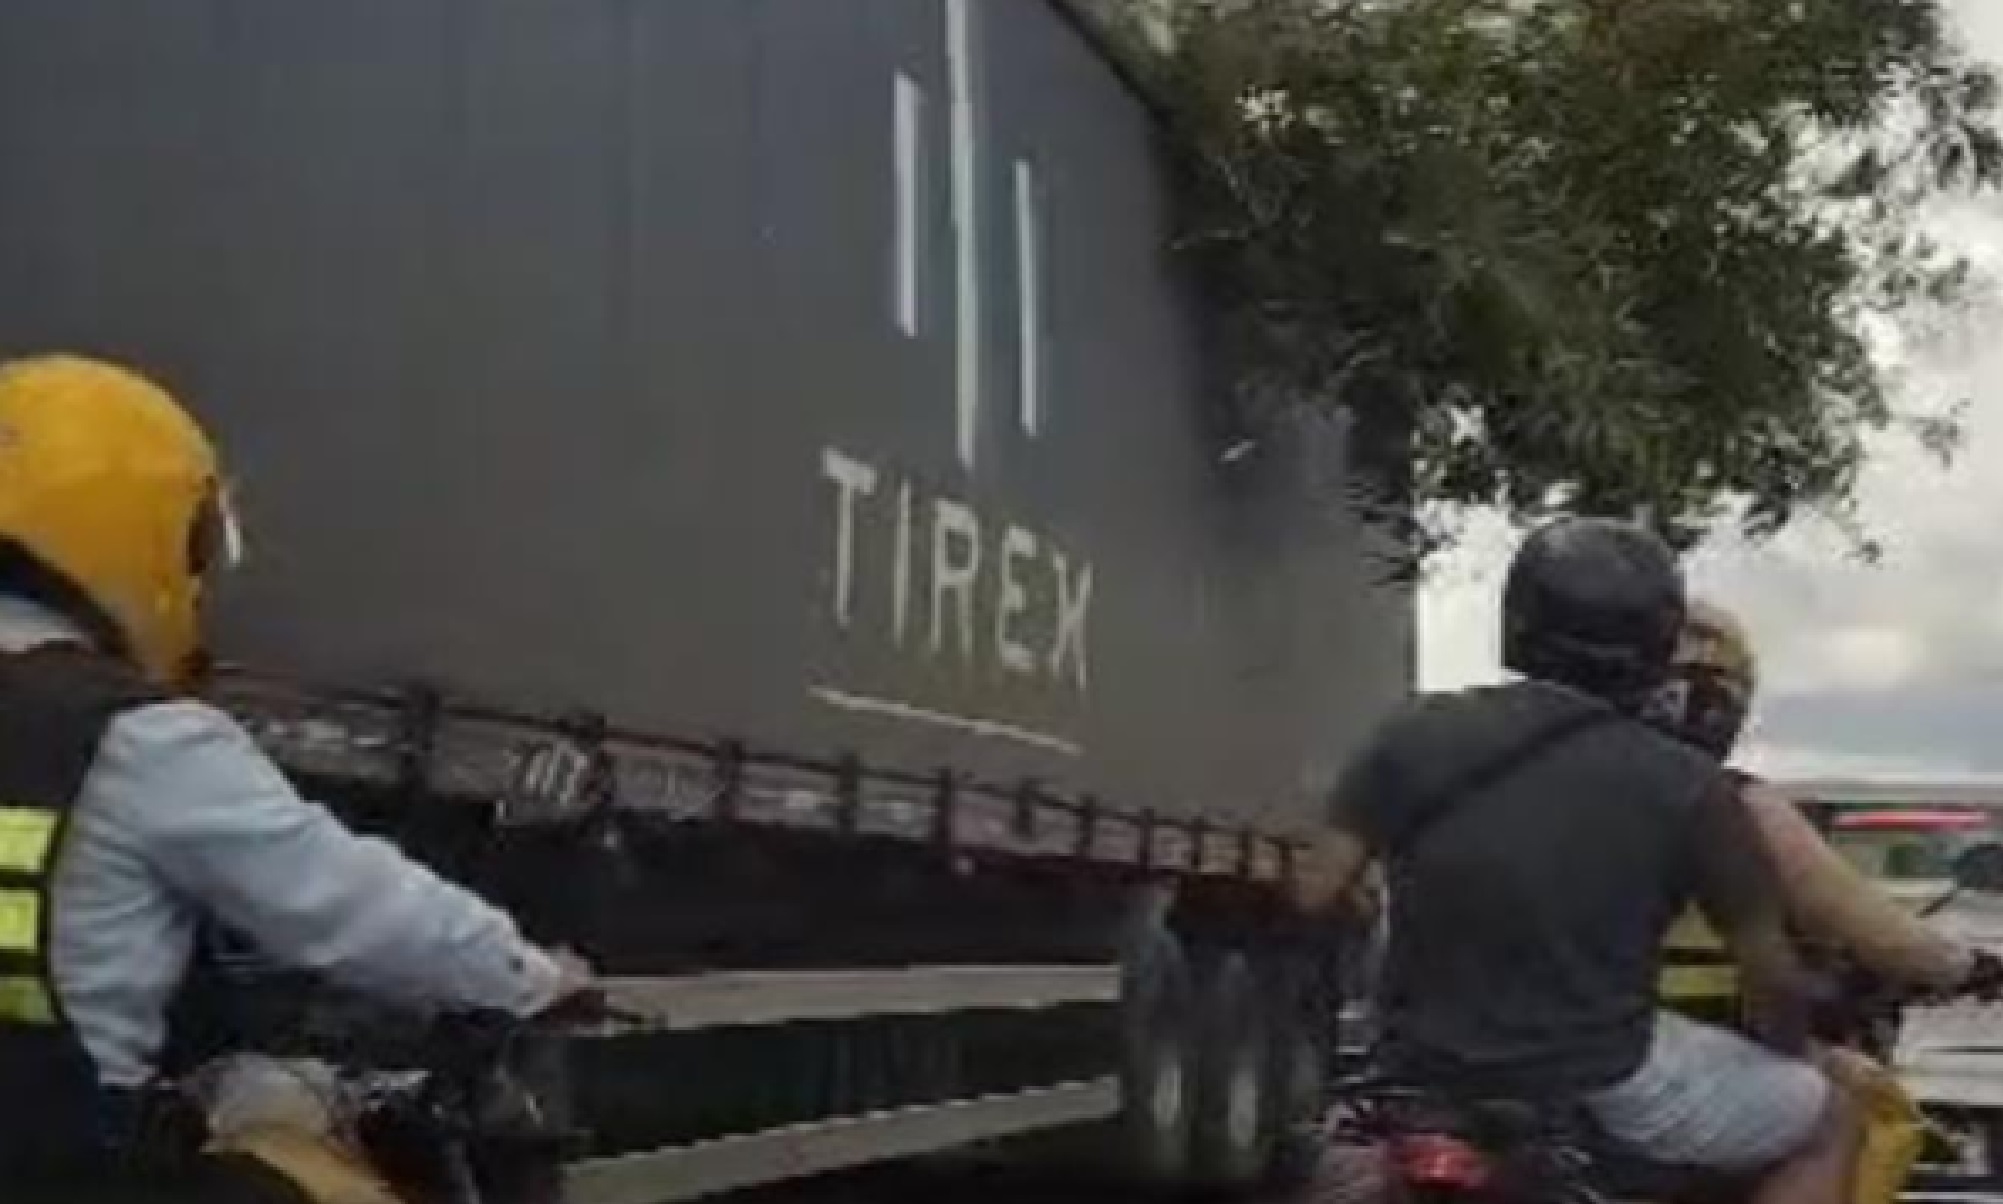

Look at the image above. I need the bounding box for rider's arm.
[1741,780,1972,989]
[1689,773,1815,1053]
[1297,830,1374,919]
[1303,725,1408,918]
[93,700,571,1016]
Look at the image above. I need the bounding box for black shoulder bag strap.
[1389,702,1623,856]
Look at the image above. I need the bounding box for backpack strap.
[1389,703,1623,855]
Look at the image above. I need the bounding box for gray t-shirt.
[1331,679,1727,1096]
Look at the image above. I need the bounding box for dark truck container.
[0,0,1412,1198]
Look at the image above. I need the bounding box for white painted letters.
[897,0,1050,454]
[930,499,982,662]
[892,479,915,646]
[1013,159,1045,436]
[996,525,1039,675]
[893,73,927,338]
[823,447,1094,696]
[946,0,984,470]
[1051,551,1093,692]
[823,448,879,629]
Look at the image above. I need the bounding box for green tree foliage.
[1162,0,2000,554]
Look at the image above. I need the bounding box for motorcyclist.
[0,356,591,1196]
[1300,517,1858,1204]
[1649,598,2002,1015]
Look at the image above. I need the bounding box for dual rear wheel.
[1105,926,1327,1193]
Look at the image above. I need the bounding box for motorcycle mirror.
[1952,842,2003,895]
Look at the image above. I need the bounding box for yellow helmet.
[1652,596,1757,758]
[1676,598,1757,699]
[0,356,236,685]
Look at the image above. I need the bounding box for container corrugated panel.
[0,0,1411,834]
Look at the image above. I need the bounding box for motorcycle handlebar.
[1820,952,2002,1030]
[424,989,635,1069]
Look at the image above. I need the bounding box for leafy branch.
[1159,0,2000,559]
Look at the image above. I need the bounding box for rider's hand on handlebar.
[546,946,596,1003]
[524,945,641,1026]
[524,944,600,1019]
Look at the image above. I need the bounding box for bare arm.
[1690,775,1815,1053]
[1307,712,1416,921]
[1296,828,1375,920]
[1742,781,1971,989]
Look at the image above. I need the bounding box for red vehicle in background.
[1816,804,2002,910]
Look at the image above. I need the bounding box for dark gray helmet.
[1502,517,1685,703]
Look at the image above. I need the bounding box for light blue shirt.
[0,599,563,1085]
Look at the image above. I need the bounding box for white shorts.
[1585,1011,1830,1172]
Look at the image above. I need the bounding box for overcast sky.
[1417,0,2003,784]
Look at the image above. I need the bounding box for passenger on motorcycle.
[1648,598,2003,1017]
[1300,518,1854,1204]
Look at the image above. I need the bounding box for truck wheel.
[1108,923,1198,1187]
[1981,1114,2003,1191]
[1263,958,1328,1189]
[1192,950,1273,1191]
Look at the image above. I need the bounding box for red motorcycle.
[1320,975,1930,1204]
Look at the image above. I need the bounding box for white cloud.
[1740,741,1974,783]
[1958,3,2003,57]
[1811,625,1929,694]
[1415,510,1513,691]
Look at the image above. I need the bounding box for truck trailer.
[0,1,1413,1199]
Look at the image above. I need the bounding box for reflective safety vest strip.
[1659,907,1741,1013]
[0,888,41,951]
[0,648,163,1172]
[1660,963,1741,1000]
[0,651,159,1042]
[0,975,55,1025]
[0,805,62,1026]
[0,807,58,875]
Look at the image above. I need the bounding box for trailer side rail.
[208,670,1306,889]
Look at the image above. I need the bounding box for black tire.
[1980,1112,2003,1192]
[1107,922,1199,1187]
[1262,956,1331,1190]
[1192,950,1275,1192]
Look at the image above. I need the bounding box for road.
[718,1160,1311,1204]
